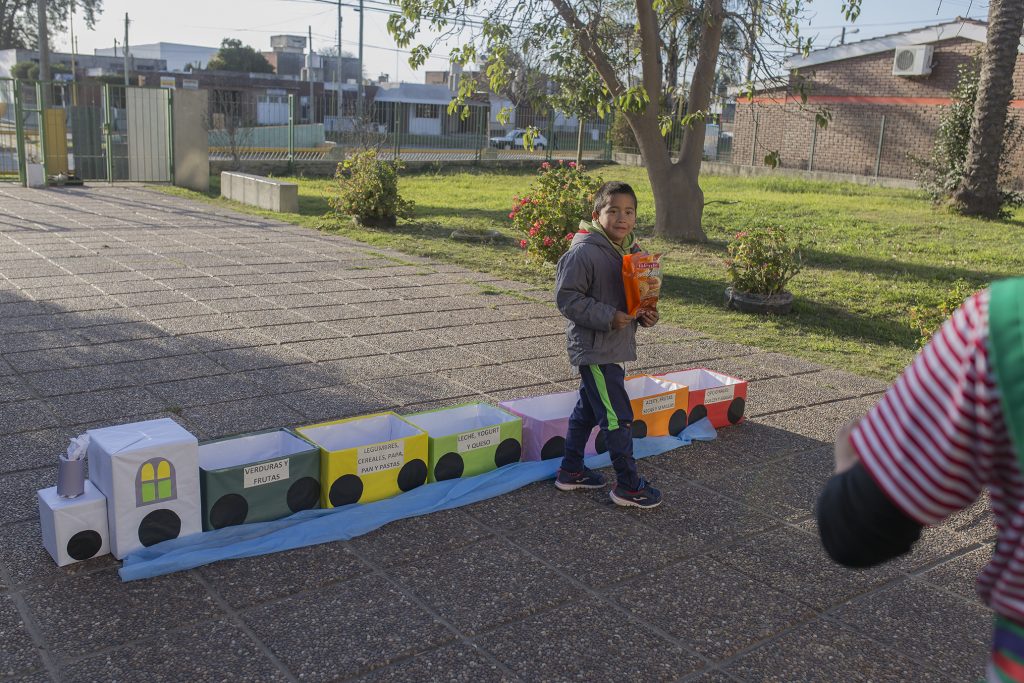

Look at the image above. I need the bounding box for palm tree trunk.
[951,0,1024,217]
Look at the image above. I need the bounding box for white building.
[94,42,219,72]
[374,82,455,135]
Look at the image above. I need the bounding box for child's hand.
[638,308,659,327]
[833,418,861,474]
[611,311,635,330]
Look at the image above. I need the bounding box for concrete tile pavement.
[0,185,987,681]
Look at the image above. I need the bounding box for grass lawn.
[160,166,1024,381]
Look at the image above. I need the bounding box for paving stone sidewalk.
[0,185,992,682]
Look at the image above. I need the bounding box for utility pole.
[70,0,77,105]
[307,26,315,123]
[840,26,846,45]
[337,1,343,123]
[123,13,130,87]
[357,0,365,118]
[69,0,76,80]
[37,0,50,84]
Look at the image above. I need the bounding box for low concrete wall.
[210,157,617,179]
[220,172,299,212]
[612,152,921,190]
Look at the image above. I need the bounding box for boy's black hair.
[592,181,638,214]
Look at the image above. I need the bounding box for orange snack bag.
[622,252,662,316]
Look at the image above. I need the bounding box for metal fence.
[610,116,738,165]
[207,91,613,164]
[653,103,926,183]
[0,79,173,184]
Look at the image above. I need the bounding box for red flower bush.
[510,161,603,264]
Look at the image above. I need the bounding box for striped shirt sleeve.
[850,291,994,525]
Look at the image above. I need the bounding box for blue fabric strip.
[119,420,718,581]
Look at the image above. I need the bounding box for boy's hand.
[638,308,659,327]
[611,311,635,330]
[833,418,861,474]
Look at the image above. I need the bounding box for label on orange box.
[458,425,501,453]
[642,393,676,415]
[704,385,735,404]
[357,441,405,475]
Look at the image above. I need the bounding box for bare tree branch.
[636,0,663,118]
[549,0,626,97]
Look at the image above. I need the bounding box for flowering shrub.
[908,279,981,348]
[725,226,803,295]
[328,149,414,227]
[510,161,604,264]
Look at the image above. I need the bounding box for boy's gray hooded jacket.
[555,226,640,367]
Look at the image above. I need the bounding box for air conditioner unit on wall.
[892,45,934,76]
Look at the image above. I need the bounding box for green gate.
[1,79,173,185]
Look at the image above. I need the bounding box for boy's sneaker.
[609,478,662,508]
[555,468,607,491]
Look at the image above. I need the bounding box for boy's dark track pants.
[561,363,640,490]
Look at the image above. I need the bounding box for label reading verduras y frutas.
[243,458,290,488]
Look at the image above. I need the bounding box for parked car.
[489,129,548,150]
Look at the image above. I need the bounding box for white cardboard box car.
[38,480,110,566]
[87,418,201,559]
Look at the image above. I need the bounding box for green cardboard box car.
[403,403,523,482]
[198,429,321,530]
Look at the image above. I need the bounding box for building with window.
[730,18,1024,185]
[374,83,455,136]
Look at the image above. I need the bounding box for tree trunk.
[652,163,704,240]
[550,0,711,241]
[656,0,724,242]
[576,117,584,166]
[630,115,707,241]
[951,0,1024,217]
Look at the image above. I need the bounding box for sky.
[63,0,990,84]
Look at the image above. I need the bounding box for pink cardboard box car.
[499,376,688,461]
[500,390,599,461]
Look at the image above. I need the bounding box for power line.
[800,14,987,31]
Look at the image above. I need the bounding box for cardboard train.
[38,368,747,566]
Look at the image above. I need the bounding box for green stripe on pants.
[588,365,619,431]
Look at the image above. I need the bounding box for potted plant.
[724,226,803,314]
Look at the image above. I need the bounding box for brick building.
[731,19,1024,186]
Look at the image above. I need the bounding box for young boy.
[552,181,661,508]
[816,278,1024,681]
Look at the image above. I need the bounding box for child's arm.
[816,421,922,567]
[555,248,620,331]
[817,292,994,567]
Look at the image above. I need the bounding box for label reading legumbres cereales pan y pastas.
[357,441,406,475]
